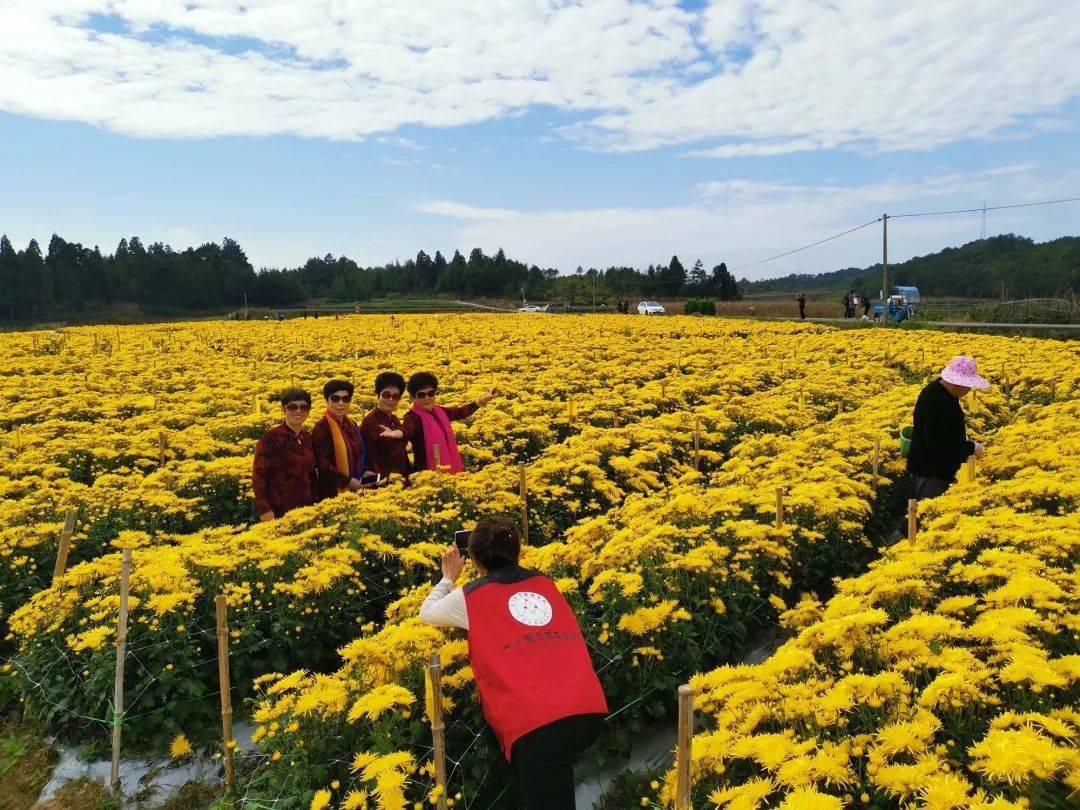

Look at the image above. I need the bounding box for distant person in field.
[861,291,872,318]
[907,356,989,499]
[419,516,607,809]
[311,379,367,500]
[360,371,412,480]
[796,292,806,320]
[404,371,494,473]
[252,388,317,521]
[843,290,855,319]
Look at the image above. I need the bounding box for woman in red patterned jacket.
[252,388,318,521]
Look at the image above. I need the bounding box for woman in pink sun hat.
[907,355,990,499]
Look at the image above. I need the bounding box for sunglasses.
[328,393,352,404]
[413,389,437,399]
[379,391,402,401]
[285,403,311,412]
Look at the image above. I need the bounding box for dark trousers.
[913,475,951,500]
[798,304,805,319]
[511,713,605,809]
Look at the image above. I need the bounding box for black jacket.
[907,379,975,482]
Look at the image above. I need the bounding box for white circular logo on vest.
[507,592,553,627]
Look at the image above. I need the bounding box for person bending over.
[907,355,989,499]
[419,516,607,809]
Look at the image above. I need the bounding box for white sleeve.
[419,577,469,630]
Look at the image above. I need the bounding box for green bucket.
[899,425,913,458]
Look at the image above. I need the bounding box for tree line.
[739,234,1080,298]
[0,233,740,321]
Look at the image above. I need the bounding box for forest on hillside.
[740,234,1080,298]
[1,230,1075,322]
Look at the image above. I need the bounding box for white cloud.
[415,201,522,221]
[0,1,1076,155]
[416,164,1080,275]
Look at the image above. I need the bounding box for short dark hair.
[407,371,439,397]
[278,387,311,408]
[468,516,521,571]
[323,379,354,399]
[375,371,406,395]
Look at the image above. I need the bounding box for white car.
[518,304,550,312]
[637,300,666,315]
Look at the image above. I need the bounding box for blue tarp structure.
[893,285,921,303]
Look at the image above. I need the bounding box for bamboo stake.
[52,509,77,582]
[433,443,442,470]
[693,416,701,471]
[110,548,133,792]
[661,379,668,401]
[158,431,167,466]
[253,395,261,416]
[871,439,881,489]
[427,653,448,810]
[519,467,529,546]
[907,499,917,543]
[676,684,695,810]
[1049,380,1056,401]
[775,488,784,530]
[964,455,976,485]
[215,595,235,792]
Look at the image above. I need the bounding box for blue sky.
[1,1,1079,278]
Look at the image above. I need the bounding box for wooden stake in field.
[963,454,976,485]
[433,443,442,470]
[110,548,133,792]
[253,395,261,416]
[52,508,77,583]
[519,466,529,546]
[693,416,701,471]
[427,653,449,810]
[907,499,917,543]
[676,684,695,810]
[871,439,881,489]
[158,431,167,467]
[775,487,785,530]
[215,595,235,793]
[661,379,668,402]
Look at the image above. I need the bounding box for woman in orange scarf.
[311,379,367,500]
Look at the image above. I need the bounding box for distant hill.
[741,234,1080,298]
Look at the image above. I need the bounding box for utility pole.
[591,270,596,311]
[980,201,987,240]
[243,292,248,319]
[881,214,888,303]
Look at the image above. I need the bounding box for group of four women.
[251,371,494,520]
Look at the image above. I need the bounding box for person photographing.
[907,355,989,499]
[419,516,607,809]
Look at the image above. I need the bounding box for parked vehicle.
[518,304,550,312]
[637,300,666,315]
[873,285,921,323]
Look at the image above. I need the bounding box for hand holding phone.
[360,471,382,488]
[454,529,471,558]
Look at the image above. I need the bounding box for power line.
[728,194,1079,274]
[730,218,882,272]
[890,195,1080,219]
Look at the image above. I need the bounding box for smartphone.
[360,471,382,487]
[454,530,471,557]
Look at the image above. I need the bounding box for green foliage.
[743,234,1080,298]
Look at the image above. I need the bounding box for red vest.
[463,568,608,759]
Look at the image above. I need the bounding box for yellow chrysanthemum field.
[0,315,1076,808]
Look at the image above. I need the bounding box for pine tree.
[0,235,18,319]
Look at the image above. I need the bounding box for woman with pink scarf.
[402,371,494,474]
